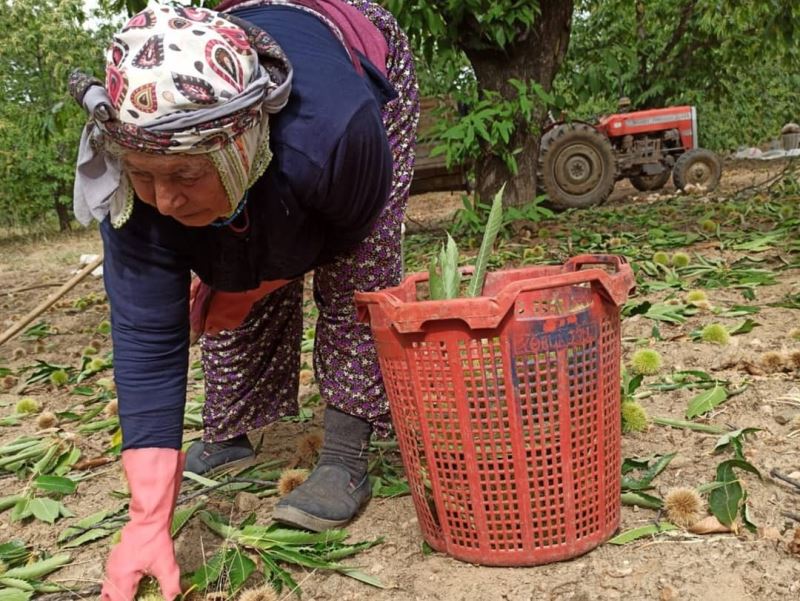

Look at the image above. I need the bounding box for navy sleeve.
[307,102,393,251]
[100,209,191,451]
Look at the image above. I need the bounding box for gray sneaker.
[185,434,255,475]
[272,464,371,532]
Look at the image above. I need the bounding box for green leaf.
[0,578,34,592]
[686,384,728,419]
[467,184,504,297]
[442,234,460,299]
[729,318,760,336]
[29,498,61,524]
[227,548,257,594]
[61,528,112,549]
[0,588,32,601]
[621,491,663,510]
[171,503,203,538]
[714,428,760,455]
[428,255,444,300]
[621,453,676,491]
[33,475,77,495]
[608,522,677,545]
[9,499,32,523]
[708,459,761,527]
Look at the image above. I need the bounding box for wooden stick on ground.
[0,254,103,347]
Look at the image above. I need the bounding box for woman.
[70,1,417,599]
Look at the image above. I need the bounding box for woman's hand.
[101,448,185,601]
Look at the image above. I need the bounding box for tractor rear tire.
[630,170,670,192]
[538,123,617,209]
[672,148,722,191]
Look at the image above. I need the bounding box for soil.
[0,160,798,601]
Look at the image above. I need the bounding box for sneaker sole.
[272,503,358,532]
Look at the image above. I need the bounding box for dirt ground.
[0,159,798,601]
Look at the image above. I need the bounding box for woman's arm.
[100,206,192,450]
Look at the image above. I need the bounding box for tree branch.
[654,0,698,67]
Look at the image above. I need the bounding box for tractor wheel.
[630,170,670,192]
[538,123,617,209]
[672,148,722,191]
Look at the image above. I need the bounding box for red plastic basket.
[355,254,635,566]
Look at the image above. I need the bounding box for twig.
[34,584,102,601]
[770,468,800,493]
[176,477,277,505]
[72,456,116,471]
[5,282,61,295]
[782,511,800,523]
[0,254,104,347]
[729,157,798,200]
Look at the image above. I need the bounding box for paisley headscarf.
[70,1,292,228]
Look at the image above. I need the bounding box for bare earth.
[0,159,798,601]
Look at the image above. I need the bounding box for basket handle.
[563,254,629,273]
[494,260,635,308]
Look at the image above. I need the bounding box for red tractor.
[538,104,722,208]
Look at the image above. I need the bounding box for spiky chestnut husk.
[90,339,103,350]
[2,375,16,390]
[789,328,800,341]
[238,587,278,601]
[15,397,40,414]
[788,350,800,370]
[49,369,69,387]
[296,432,323,463]
[96,377,115,392]
[664,487,703,527]
[692,300,713,312]
[700,219,717,233]
[88,358,106,372]
[299,369,314,386]
[701,323,730,345]
[12,348,25,359]
[621,401,649,433]
[204,593,229,601]
[277,468,310,496]
[760,351,785,373]
[82,346,98,356]
[672,252,691,268]
[607,237,624,248]
[36,411,58,430]
[686,290,708,303]
[97,320,112,335]
[630,349,663,376]
[104,399,119,418]
[652,251,670,266]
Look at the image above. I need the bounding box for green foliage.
[0,0,116,230]
[557,1,800,151]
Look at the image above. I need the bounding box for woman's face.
[122,152,230,227]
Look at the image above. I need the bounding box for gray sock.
[317,406,372,481]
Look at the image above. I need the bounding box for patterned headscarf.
[71,1,292,227]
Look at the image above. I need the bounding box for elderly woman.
[71,1,417,598]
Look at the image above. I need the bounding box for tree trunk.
[462,0,574,207]
[54,196,71,232]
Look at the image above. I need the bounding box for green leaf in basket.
[428,255,444,300]
[607,522,677,545]
[467,184,504,297]
[442,234,460,299]
[686,384,728,419]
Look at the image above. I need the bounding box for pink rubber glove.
[101,448,185,601]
